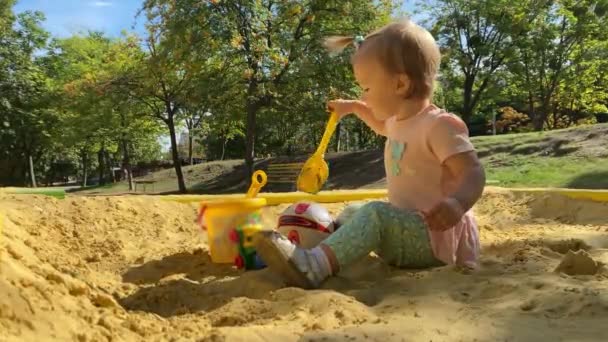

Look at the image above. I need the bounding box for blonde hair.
[323,19,441,100]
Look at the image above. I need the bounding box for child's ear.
[395,73,411,97]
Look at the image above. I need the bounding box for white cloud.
[91,1,113,7]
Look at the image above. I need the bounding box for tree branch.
[273,13,308,85]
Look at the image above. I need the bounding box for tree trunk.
[461,74,475,125]
[81,151,88,188]
[345,129,350,151]
[221,135,228,161]
[98,147,105,186]
[357,121,365,149]
[121,139,134,191]
[334,122,341,152]
[527,93,535,122]
[167,111,187,193]
[188,132,194,165]
[46,158,55,187]
[105,149,114,183]
[28,154,37,188]
[533,111,546,131]
[22,159,29,187]
[533,96,552,131]
[523,52,535,124]
[244,101,257,178]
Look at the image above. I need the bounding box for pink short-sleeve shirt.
[383,104,480,268]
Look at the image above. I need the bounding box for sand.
[1,188,607,342]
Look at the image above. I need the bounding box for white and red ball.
[276,202,335,248]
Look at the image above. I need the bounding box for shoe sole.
[253,230,314,289]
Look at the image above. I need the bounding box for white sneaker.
[254,230,328,289]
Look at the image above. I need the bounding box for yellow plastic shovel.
[296,111,339,194]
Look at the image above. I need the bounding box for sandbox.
[1,188,607,341]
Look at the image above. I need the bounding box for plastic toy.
[276,202,336,248]
[196,170,269,270]
[296,111,339,194]
[228,214,267,270]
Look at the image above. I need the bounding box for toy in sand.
[276,201,336,248]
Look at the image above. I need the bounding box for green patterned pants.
[323,201,443,269]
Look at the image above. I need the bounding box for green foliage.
[506,0,608,130]
[423,0,551,124]
[0,14,165,187]
[0,7,55,186]
[43,32,164,186]
[144,0,396,169]
[424,0,608,130]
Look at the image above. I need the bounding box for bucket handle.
[246,170,268,198]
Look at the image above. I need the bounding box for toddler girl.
[254,19,486,289]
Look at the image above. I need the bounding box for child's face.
[353,53,410,121]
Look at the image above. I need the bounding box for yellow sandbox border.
[161,187,608,205]
[506,187,608,202]
[161,189,389,206]
[3,186,606,204]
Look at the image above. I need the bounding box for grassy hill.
[72,123,608,195]
[472,123,608,188]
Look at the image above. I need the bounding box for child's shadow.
[119,249,285,317]
[118,268,284,317]
[121,248,239,285]
[321,254,398,306]
[118,251,411,318]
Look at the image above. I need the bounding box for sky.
[13,1,421,39]
[13,0,146,38]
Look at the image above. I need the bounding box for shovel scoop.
[296,111,339,194]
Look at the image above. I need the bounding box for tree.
[0,7,54,187]
[548,37,608,128]
[423,0,551,125]
[45,33,113,187]
[148,0,393,175]
[103,2,237,193]
[508,0,607,130]
[218,1,398,175]
[44,33,164,189]
[97,36,165,190]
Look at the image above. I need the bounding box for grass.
[473,123,608,188]
[67,123,608,195]
[470,123,589,147]
[483,155,608,189]
[70,178,194,195]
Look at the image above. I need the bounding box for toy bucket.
[197,197,267,263]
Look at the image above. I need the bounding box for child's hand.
[423,197,464,231]
[327,99,366,119]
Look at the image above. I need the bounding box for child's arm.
[443,151,485,213]
[424,114,485,231]
[424,151,485,231]
[328,100,386,136]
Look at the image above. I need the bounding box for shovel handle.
[315,111,339,156]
